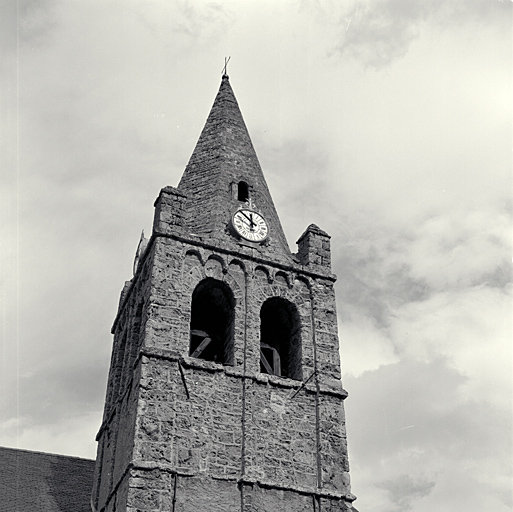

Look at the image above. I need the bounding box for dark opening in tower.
[237,181,249,202]
[189,278,235,365]
[260,297,302,380]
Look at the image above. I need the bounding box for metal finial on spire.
[222,56,231,78]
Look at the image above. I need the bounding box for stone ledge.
[131,460,195,477]
[126,463,357,503]
[130,462,237,482]
[254,372,302,389]
[238,476,356,502]
[140,347,181,362]
[211,474,239,482]
[180,355,229,373]
[139,347,348,398]
[97,461,357,512]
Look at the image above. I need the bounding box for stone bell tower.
[92,74,357,512]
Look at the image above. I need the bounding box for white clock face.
[232,209,269,242]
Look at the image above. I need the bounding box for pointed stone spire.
[176,75,292,261]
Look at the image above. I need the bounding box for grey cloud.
[336,0,427,67]
[346,357,512,461]
[2,359,107,432]
[18,0,59,46]
[346,358,467,460]
[256,136,333,243]
[345,358,512,510]
[333,229,430,328]
[377,474,436,511]
[330,0,511,68]
[0,1,17,54]
[483,263,513,290]
[332,203,511,333]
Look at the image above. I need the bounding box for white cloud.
[401,209,511,290]
[389,285,512,408]
[338,310,399,378]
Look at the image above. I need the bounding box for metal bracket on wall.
[177,360,190,399]
[171,474,178,512]
[289,369,317,400]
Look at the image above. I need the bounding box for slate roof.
[0,446,94,512]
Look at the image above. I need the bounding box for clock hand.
[240,211,253,224]
[238,217,253,232]
[241,211,256,229]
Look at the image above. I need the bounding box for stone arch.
[228,258,246,273]
[189,278,235,365]
[226,260,246,297]
[259,297,302,380]
[205,255,225,280]
[254,279,295,304]
[183,251,205,290]
[184,249,204,266]
[294,275,311,292]
[254,266,270,284]
[274,271,290,288]
[252,278,314,379]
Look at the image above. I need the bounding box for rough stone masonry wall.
[134,356,243,478]
[111,235,355,511]
[93,186,356,510]
[93,243,153,512]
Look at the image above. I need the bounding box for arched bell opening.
[260,297,302,380]
[189,278,235,365]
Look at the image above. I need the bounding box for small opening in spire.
[237,181,249,202]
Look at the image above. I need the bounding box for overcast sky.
[1,1,511,511]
